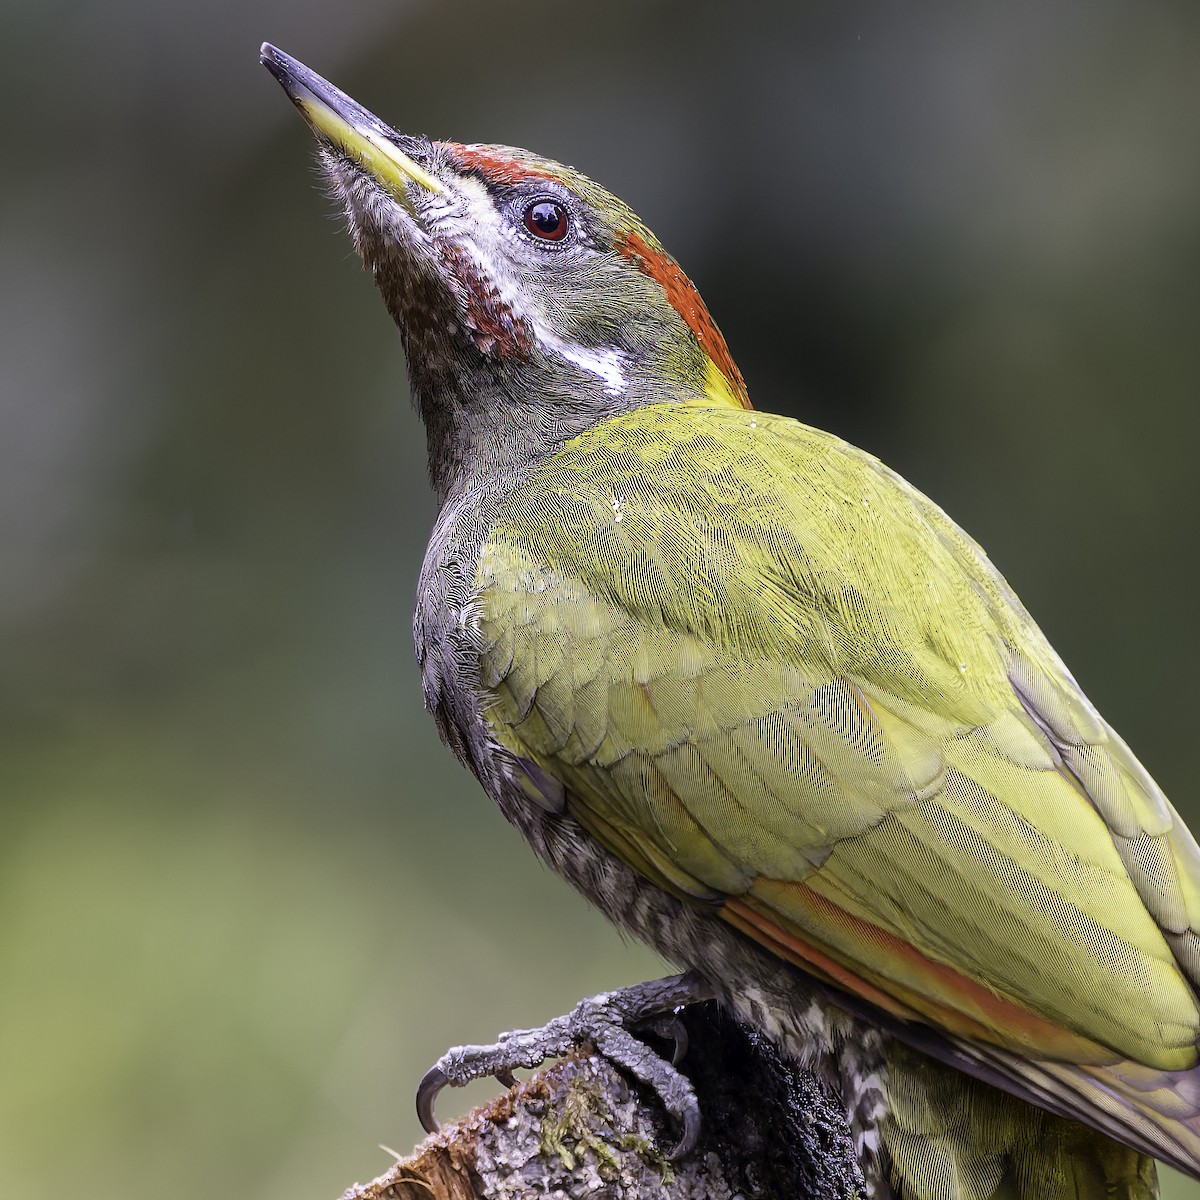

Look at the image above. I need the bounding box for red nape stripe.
[446,143,559,186]
[618,230,751,408]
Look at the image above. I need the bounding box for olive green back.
[473,402,1200,1182]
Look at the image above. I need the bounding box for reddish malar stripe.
[436,241,533,360]
[618,230,751,409]
[446,144,559,187]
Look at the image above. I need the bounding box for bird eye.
[523,200,569,241]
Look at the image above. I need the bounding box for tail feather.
[929,1036,1200,1181]
[883,1040,1160,1199]
[807,958,1200,1181]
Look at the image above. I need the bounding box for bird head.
[262,45,750,499]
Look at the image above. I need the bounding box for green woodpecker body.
[264,46,1200,1199]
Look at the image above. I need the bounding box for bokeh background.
[2,1,1198,1197]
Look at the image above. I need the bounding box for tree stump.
[339,1002,865,1200]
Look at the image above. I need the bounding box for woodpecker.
[263,44,1199,1198]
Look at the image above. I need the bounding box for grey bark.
[339,1003,866,1200]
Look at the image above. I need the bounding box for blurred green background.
[1,1,1198,1197]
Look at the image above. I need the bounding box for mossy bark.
[339,1002,865,1200]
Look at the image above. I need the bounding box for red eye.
[523,200,569,241]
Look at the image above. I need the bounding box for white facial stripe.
[538,331,626,394]
[430,174,628,395]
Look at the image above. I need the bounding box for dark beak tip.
[260,42,297,88]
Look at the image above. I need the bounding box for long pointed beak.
[260,44,444,205]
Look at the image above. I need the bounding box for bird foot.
[415,970,715,1158]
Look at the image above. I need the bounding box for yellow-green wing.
[474,403,1200,1079]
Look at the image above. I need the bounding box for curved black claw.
[669,1018,689,1068]
[416,1062,520,1135]
[643,1013,689,1067]
[416,1065,447,1135]
[669,1096,703,1161]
